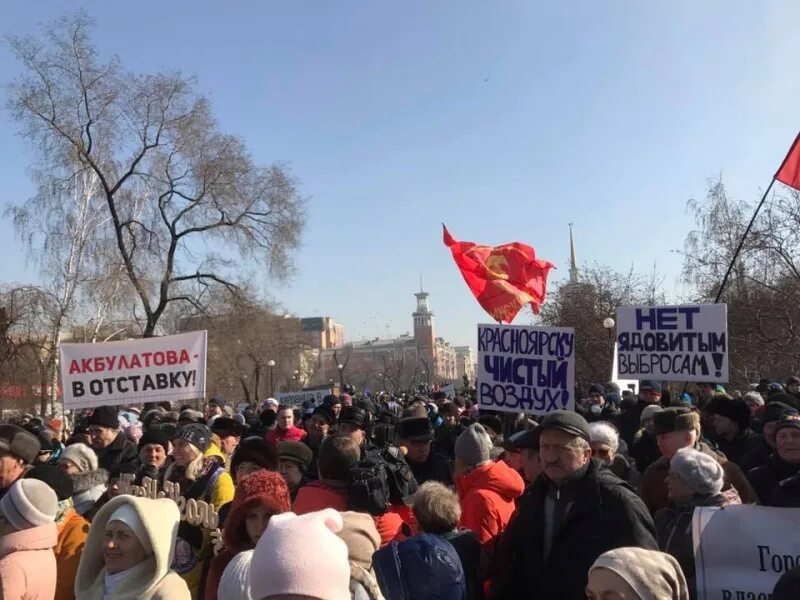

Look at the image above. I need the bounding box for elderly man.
[494,411,657,600]
[0,424,41,499]
[87,405,138,473]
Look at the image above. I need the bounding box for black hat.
[776,413,800,435]
[322,394,341,406]
[707,397,751,431]
[763,402,798,424]
[397,417,433,442]
[653,407,700,436]
[88,406,120,429]
[538,410,590,441]
[231,437,278,477]
[0,424,41,464]
[26,426,54,454]
[339,406,368,430]
[138,429,171,453]
[174,424,211,453]
[511,427,540,451]
[767,393,799,411]
[25,464,74,501]
[478,415,503,438]
[277,441,313,470]
[208,395,227,409]
[210,417,244,438]
[311,405,335,426]
[787,376,800,386]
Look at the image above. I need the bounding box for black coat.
[616,401,657,447]
[96,432,139,473]
[717,428,762,468]
[492,460,657,600]
[409,450,453,486]
[747,455,800,506]
[630,429,661,473]
[443,530,484,600]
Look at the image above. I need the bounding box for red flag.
[443,225,555,323]
[776,132,800,190]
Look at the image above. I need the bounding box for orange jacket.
[455,460,525,554]
[293,480,349,514]
[54,508,90,600]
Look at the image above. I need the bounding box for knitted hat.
[639,380,663,394]
[137,429,171,454]
[775,413,800,435]
[231,437,278,478]
[670,447,725,496]
[764,402,797,424]
[174,424,211,453]
[25,464,75,501]
[588,383,606,396]
[653,408,700,436]
[337,511,381,571]
[60,443,99,473]
[590,547,689,600]
[707,397,751,431]
[0,424,41,464]
[219,549,254,600]
[0,479,58,530]
[277,441,313,470]
[223,470,291,551]
[88,406,120,429]
[767,393,800,411]
[455,424,493,468]
[640,405,664,423]
[250,509,350,600]
[108,503,153,555]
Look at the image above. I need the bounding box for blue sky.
[1,2,799,349]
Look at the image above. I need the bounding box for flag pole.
[713,177,776,303]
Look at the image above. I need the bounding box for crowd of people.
[1,378,799,599]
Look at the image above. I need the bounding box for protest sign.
[440,384,456,399]
[60,331,207,409]
[276,388,330,406]
[694,505,800,599]
[615,304,728,382]
[611,342,639,395]
[477,323,575,415]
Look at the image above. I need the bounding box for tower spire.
[569,223,579,283]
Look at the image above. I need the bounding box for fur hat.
[1,479,58,530]
[670,447,725,496]
[398,417,434,442]
[455,424,493,468]
[0,424,41,465]
[88,406,120,429]
[231,437,278,478]
[640,405,664,424]
[707,397,751,431]
[653,408,700,436]
[337,511,381,571]
[25,464,75,501]
[250,509,350,600]
[60,443,99,473]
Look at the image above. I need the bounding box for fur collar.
[71,469,110,494]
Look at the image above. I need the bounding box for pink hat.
[250,509,350,600]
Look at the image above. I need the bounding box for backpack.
[378,446,418,505]
[348,454,391,516]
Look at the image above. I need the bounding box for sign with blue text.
[615,304,728,383]
[477,324,575,415]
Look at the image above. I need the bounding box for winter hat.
[654,408,700,436]
[218,549,254,600]
[640,405,664,423]
[250,509,350,600]
[0,478,58,530]
[0,424,41,464]
[311,405,335,426]
[107,503,153,555]
[775,413,800,435]
[455,424,493,468]
[588,383,606,396]
[277,441,313,471]
[337,511,381,571]
[639,380,663,394]
[590,547,689,600]
[178,409,205,424]
[211,417,245,438]
[764,402,798,424]
[223,470,291,551]
[478,414,503,438]
[174,423,211,453]
[670,447,725,496]
[138,429,171,454]
[88,406,120,429]
[767,393,800,411]
[539,410,591,441]
[231,437,279,478]
[209,395,227,409]
[706,397,751,431]
[25,464,75,501]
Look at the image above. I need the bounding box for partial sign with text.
[60,331,207,409]
[477,323,575,415]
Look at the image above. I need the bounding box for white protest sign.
[693,505,800,599]
[276,389,330,406]
[611,342,639,395]
[477,324,575,415]
[60,331,207,409]
[440,384,456,399]
[615,304,728,383]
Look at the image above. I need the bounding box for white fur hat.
[670,447,725,496]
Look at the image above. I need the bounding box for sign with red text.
[60,331,207,409]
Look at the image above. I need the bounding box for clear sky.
[1,1,799,350]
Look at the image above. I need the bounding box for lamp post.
[267,359,275,398]
[293,369,300,390]
[337,363,344,390]
[602,317,616,340]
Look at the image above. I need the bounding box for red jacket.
[456,460,525,554]
[266,425,307,445]
[293,480,349,514]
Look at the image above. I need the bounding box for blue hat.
[639,380,662,393]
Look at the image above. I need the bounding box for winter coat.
[0,522,58,600]
[265,425,307,445]
[738,435,772,474]
[293,479,349,514]
[455,460,525,554]
[579,403,619,423]
[655,492,740,599]
[491,460,658,600]
[630,429,661,473]
[408,450,453,486]
[373,509,410,548]
[443,530,484,600]
[607,454,642,489]
[70,468,109,517]
[747,454,800,507]
[717,428,762,468]
[95,432,139,473]
[55,507,90,600]
[75,495,190,600]
[434,423,466,460]
[616,401,658,447]
[641,442,759,515]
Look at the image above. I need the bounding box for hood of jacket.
[75,494,180,599]
[0,522,57,558]
[71,468,110,495]
[456,459,525,502]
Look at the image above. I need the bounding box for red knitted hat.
[223,470,291,550]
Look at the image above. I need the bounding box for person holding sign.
[491,411,657,600]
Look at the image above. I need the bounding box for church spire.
[569,223,579,283]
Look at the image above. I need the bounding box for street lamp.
[267,359,276,398]
[603,317,616,340]
[337,364,344,390]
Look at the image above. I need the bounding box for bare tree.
[7,13,306,338]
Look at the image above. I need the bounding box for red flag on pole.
[776,132,800,190]
[443,225,555,323]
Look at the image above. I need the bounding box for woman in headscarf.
[587,547,689,600]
